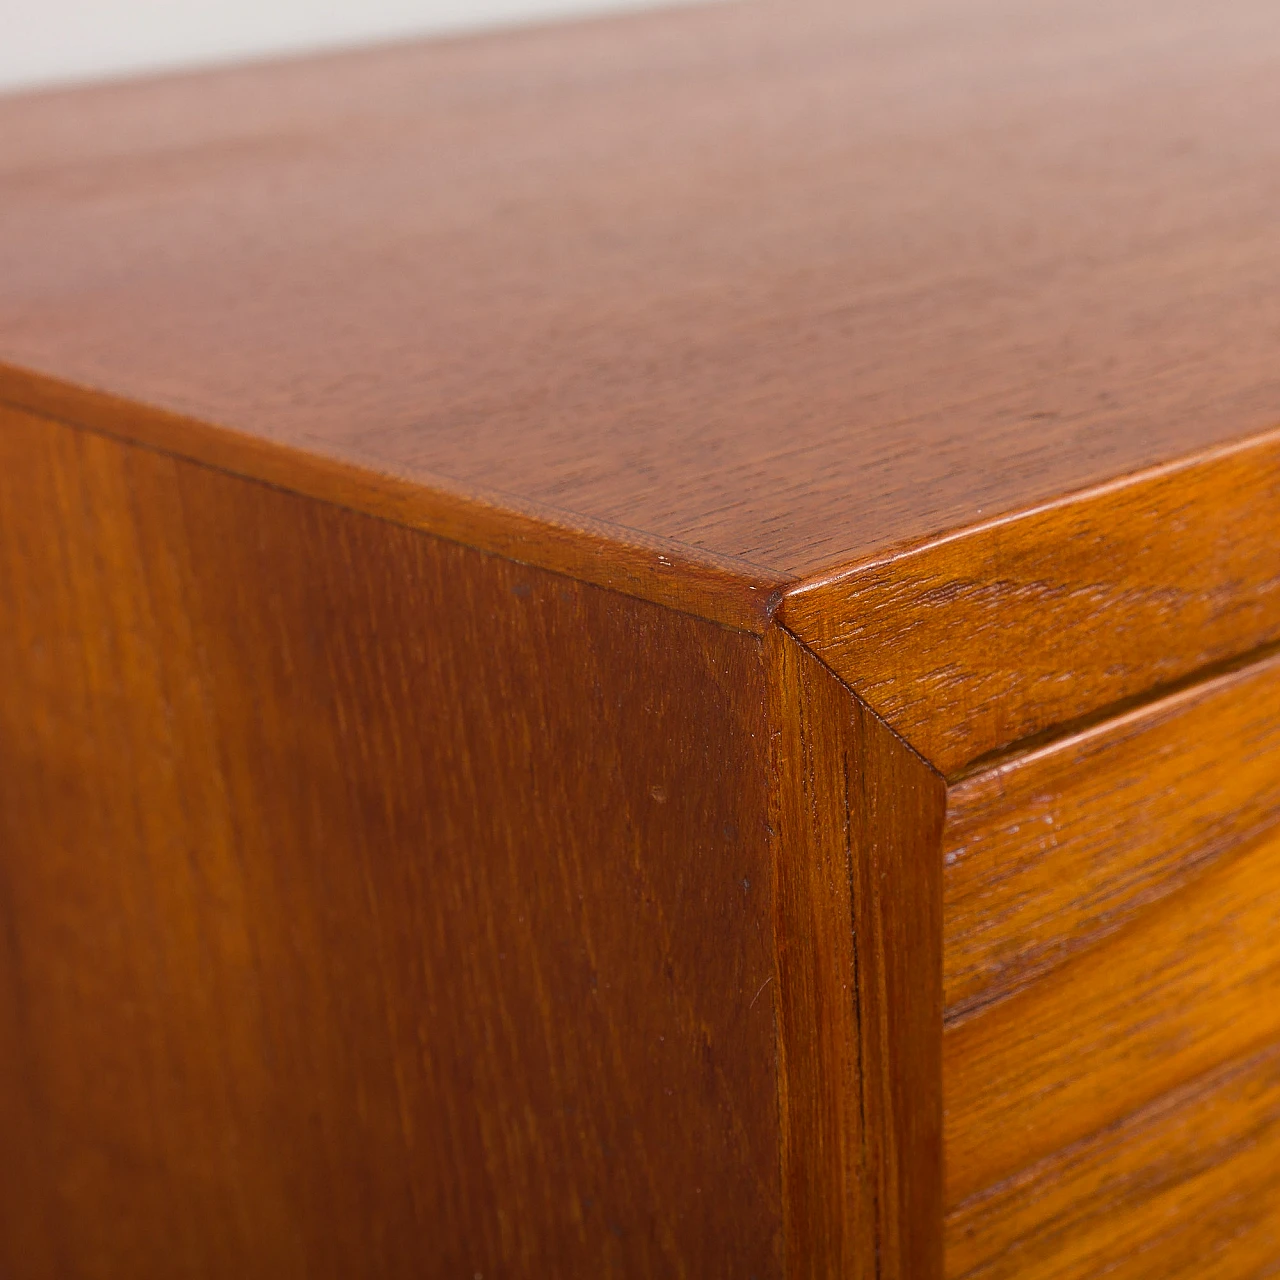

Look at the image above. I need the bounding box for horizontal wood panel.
[4,0,1280,593]
[943,646,1280,1019]
[944,820,1280,1205]
[782,437,1280,772]
[947,1042,1280,1279]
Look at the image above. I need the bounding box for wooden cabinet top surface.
[3,0,1279,768]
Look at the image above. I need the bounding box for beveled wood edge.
[0,364,790,635]
[777,625,944,778]
[940,637,1280,1028]
[10,359,1280,764]
[9,363,965,1266]
[767,627,873,1277]
[779,422,1280,773]
[788,421,1280,597]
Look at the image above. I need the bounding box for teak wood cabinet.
[3,0,1280,1275]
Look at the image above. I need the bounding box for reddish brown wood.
[943,645,1280,1020]
[769,632,872,1276]
[0,371,786,633]
[945,819,1280,1208]
[947,1042,1280,1279]
[5,0,1280,761]
[840,672,947,1280]
[769,630,945,1278]
[781,433,1280,773]
[937,647,1280,1273]
[5,2,1280,1273]
[0,405,951,1274]
[0,406,786,1276]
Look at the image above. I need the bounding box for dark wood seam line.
[841,742,878,1280]
[770,644,788,1280]
[771,946,787,1280]
[773,622,945,784]
[776,621,940,1276]
[949,633,1280,785]
[943,799,1280,1032]
[2,387,794,636]
[946,1036,1280,1230]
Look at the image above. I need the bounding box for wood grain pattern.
[0,405,783,1276]
[0,404,953,1275]
[6,1,1280,1270]
[768,631,871,1276]
[4,0,1280,763]
[0,373,787,635]
[944,819,1280,1208]
[0,0,1278,581]
[840,668,947,1280]
[947,1041,1280,1279]
[782,431,1280,772]
[768,630,946,1279]
[943,645,1280,1020]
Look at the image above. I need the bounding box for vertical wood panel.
[0,406,781,1276]
[770,630,946,1279]
[769,631,872,1278]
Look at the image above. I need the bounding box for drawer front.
[944,647,1280,1024]
[942,649,1280,1275]
[947,1041,1280,1279]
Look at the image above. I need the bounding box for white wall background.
[0,0,678,92]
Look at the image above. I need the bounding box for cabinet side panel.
[0,407,781,1278]
[769,630,946,1279]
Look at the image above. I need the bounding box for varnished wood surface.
[1,0,1278,575]
[0,405,783,1275]
[0,405,952,1275]
[942,646,1280,1271]
[768,632,871,1275]
[943,646,1280,1020]
[838,658,947,1280]
[782,433,1280,772]
[947,1042,1280,1279]
[6,0,1280,1270]
[0,370,788,634]
[945,817,1280,1208]
[3,0,1280,758]
[769,630,945,1278]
